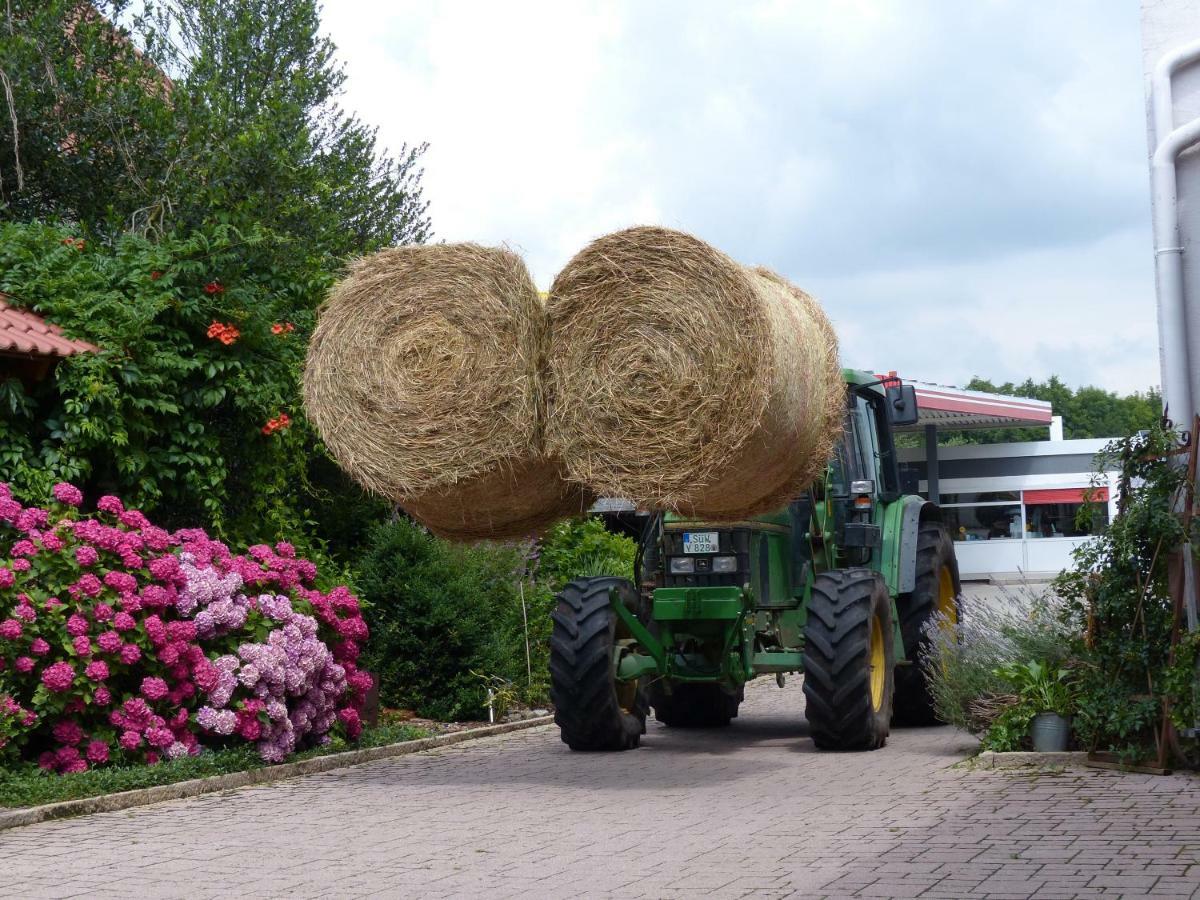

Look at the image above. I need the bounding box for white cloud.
[323,0,1158,395]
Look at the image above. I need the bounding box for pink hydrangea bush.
[0,483,372,773]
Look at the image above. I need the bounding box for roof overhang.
[0,295,97,359]
[897,382,1054,432]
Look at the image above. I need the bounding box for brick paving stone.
[5,677,1200,898]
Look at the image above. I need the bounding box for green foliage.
[1055,422,1197,763]
[993,660,1075,716]
[0,221,381,556]
[356,519,532,721]
[1,0,430,261]
[358,516,637,722]
[922,584,1073,739]
[0,723,426,809]
[534,516,636,589]
[0,0,426,558]
[982,705,1037,753]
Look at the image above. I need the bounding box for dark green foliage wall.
[358,517,636,721]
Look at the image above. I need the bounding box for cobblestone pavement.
[5,677,1200,900]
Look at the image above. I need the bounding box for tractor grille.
[661,528,750,588]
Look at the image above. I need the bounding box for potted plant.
[995,660,1075,752]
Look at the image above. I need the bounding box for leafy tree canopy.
[0,0,430,263]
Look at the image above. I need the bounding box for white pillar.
[1049,416,1064,441]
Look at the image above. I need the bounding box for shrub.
[357,519,526,721]
[1056,424,1200,763]
[533,517,636,590]
[922,584,1074,748]
[0,482,372,772]
[359,515,636,721]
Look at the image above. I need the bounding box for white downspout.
[1150,37,1200,423]
[1149,37,1200,672]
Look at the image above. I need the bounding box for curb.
[974,750,1088,770]
[0,715,555,832]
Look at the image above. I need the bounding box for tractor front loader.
[549,370,962,752]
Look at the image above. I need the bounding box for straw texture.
[546,226,842,518]
[303,243,588,541]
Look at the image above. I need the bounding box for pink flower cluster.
[0,482,372,773]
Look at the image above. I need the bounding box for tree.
[0,1,427,559]
[0,0,430,262]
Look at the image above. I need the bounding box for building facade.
[898,438,1117,580]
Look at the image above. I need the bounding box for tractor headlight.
[712,556,738,573]
[669,557,695,574]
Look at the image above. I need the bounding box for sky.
[321,0,1158,395]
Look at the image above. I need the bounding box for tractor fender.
[886,498,942,595]
[899,500,942,593]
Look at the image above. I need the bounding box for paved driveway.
[6,675,1200,899]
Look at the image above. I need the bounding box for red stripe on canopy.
[1023,487,1109,505]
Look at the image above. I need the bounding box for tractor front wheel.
[802,568,895,750]
[550,577,647,751]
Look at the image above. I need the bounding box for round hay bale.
[303,243,589,541]
[545,226,842,518]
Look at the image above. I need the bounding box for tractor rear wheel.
[802,568,895,750]
[550,577,647,751]
[648,681,743,728]
[893,521,961,726]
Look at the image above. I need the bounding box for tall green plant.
[1056,422,1200,763]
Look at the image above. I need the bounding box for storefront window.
[943,503,1023,541]
[1025,502,1108,538]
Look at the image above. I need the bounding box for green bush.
[922,584,1074,747]
[534,516,636,589]
[357,515,637,721]
[357,518,532,721]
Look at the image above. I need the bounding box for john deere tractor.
[549,370,961,752]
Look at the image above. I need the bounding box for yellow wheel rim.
[937,565,958,627]
[615,676,639,714]
[869,613,885,711]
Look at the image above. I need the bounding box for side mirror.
[886,384,919,426]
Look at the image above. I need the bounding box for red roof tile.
[0,296,97,359]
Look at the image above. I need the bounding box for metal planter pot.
[1031,712,1071,752]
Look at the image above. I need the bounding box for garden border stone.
[973,750,1089,769]
[0,715,554,832]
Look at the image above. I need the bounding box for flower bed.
[0,483,372,773]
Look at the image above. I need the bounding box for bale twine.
[546,226,843,518]
[303,243,589,541]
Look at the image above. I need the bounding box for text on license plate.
[682,532,720,554]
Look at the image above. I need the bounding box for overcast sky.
[322,0,1157,395]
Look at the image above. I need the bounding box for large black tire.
[550,577,648,751]
[893,521,962,726]
[647,681,743,728]
[802,569,895,751]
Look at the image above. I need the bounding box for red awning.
[1023,487,1109,505]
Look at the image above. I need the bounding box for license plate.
[682,531,719,554]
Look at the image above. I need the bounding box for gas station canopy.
[892,380,1054,432]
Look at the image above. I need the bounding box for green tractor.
[549,369,961,752]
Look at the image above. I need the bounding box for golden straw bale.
[546,227,842,518]
[303,243,588,540]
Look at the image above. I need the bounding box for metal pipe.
[1152,115,1200,421]
[1150,37,1200,424]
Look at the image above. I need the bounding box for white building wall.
[899,438,1118,580]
